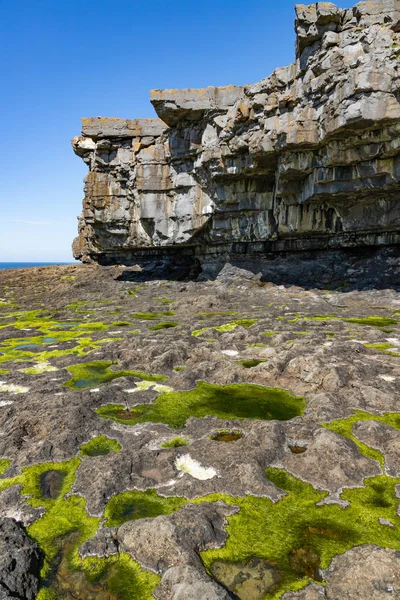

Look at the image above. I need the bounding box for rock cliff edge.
[73,0,400,265]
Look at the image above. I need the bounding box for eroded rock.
[0,518,42,600]
[73,1,400,266]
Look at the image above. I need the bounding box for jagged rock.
[118,502,237,572]
[155,566,231,600]
[0,518,42,600]
[73,0,400,265]
[352,420,400,477]
[323,544,400,598]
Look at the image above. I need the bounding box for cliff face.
[73,0,400,264]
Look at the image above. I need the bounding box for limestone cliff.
[73,0,400,264]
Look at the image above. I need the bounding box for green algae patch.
[199,468,400,599]
[154,297,176,304]
[238,359,266,368]
[192,327,212,337]
[161,436,189,448]
[0,316,126,367]
[80,435,122,457]
[148,321,179,331]
[323,410,400,469]
[364,343,393,351]
[96,381,306,429]
[29,495,159,600]
[132,310,175,320]
[211,430,243,442]
[104,489,187,527]
[5,455,160,599]
[0,458,11,475]
[299,315,398,328]
[231,319,257,327]
[343,316,398,327]
[64,361,168,390]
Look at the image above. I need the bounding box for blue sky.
[0,0,350,262]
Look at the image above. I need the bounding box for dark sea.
[0,262,73,270]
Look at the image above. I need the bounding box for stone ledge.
[150,86,244,126]
[81,117,168,138]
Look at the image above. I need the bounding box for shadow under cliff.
[115,245,400,292]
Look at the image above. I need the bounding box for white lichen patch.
[0,400,13,407]
[19,362,59,375]
[379,374,396,382]
[385,338,400,346]
[0,382,29,394]
[175,454,217,480]
[123,381,173,394]
[221,349,239,356]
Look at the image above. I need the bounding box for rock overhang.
[72,0,400,265]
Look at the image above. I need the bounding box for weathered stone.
[352,420,400,477]
[118,503,237,573]
[155,565,231,600]
[323,545,400,598]
[73,1,400,266]
[0,518,42,600]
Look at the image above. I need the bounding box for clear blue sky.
[0,0,350,262]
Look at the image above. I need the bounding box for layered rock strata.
[73,0,400,264]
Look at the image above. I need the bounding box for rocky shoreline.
[0,261,400,598]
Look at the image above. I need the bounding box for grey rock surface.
[0,518,42,600]
[73,0,400,266]
[323,544,400,599]
[155,566,231,600]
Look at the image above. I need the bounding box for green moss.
[262,331,278,337]
[104,489,187,527]
[364,343,393,351]
[0,458,79,504]
[2,456,159,599]
[173,365,187,372]
[231,319,257,327]
[148,321,179,331]
[238,359,266,368]
[192,327,210,337]
[343,317,398,327]
[30,495,159,599]
[0,368,10,375]
[214,323,237,332]
[326,332,335,338]
[292,331,311,336]
[160,436,189,448]
[0,315,127,368]
[210,430,243,442]
[322,410,400,469]
[96,381,306,429]
[80,435,121,457]
[131,310,175,320]
[64,361,168,390]
[154,297,176,304]
[199,468,400,599]
[0,458,11,475]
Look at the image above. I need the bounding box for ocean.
[0,262,74,270]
